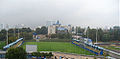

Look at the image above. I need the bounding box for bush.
[50,33,72,39]
[6,47,27,59]
[51,34,57,38]
[31,52,53,58]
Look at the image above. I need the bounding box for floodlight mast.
[17,24,20,39]
[77,27,78,40]
[95,28,98,44]
[6,24,9,45]
[14,25,16,39]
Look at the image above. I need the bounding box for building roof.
[53,20,61,25]
[57,27,67,31]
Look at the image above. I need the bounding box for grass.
[22,42,93,55]
[0,41,6,50]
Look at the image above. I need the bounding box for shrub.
[6,47,27,59]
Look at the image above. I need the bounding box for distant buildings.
[46,21,56,26]
[48,20,72,35]
[113,26,120,30]
[0,24,4,31]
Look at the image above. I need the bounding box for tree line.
[75,26,120,42]
[0,27,33,43]
[0,26,119,43]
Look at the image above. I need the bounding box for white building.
[48,25,56,35]
[48,20,72,35]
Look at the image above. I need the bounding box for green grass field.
[22,42,93,55]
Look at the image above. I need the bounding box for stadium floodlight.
[95,28,98,45]
[17,24,20,39]
[6,24,9,45]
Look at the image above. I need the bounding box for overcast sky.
[0,0,120,28]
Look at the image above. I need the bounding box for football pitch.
[22,42,93,55]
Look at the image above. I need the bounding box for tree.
[31,52,53,59]
[0,29,7,34]
[50,33,72,39]
[8,29,14,33]
[103,33,110,42]
[8,37,17,44]
[50,34,57,38]
[64,33,72,39]
[6,47,26,59]
[0,33,6,41]
[76,26,84,35]
[35,28,41,34]
[0,29,7,41]
[72,26,74,32]
[40,26,48,34]
[20,27,32,33]
[97,28,104,41]
[85,26,91,38]
[35,26,48,35]
[57,33,65,39]
[20,32,32,40]
[88,29,96,41]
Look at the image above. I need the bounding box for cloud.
[0,0,119,28]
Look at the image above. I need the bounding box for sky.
[0,0,120,28]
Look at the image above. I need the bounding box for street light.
[6,24,9,45]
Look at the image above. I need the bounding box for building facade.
[48,20,72,35]
[48,25,56,35]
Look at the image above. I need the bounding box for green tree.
[31,52,53,58]
[0,29,7,41]
[56,33,72,39]
[103,33,110,42]
[0,29,7,34]
[35,28,41,34]
[88,29,96,41]
[20,32,32,40]
[20,27,32,33]
[39,26,48,34]
[76,26,84,35]
[50,34,57,38]
[8,29,14,33]
[0,33,6,41]
[8,37,17,44]
[6,47,27,59]
[97,28,104,41]
[35,26,48,35]
[86,26,91,38]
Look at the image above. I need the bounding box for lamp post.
[17,24,20,39]
[6,24,9,45]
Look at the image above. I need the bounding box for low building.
[56,27,68,34]
[48,20,72,35]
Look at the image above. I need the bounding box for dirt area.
[52,52,104,59]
